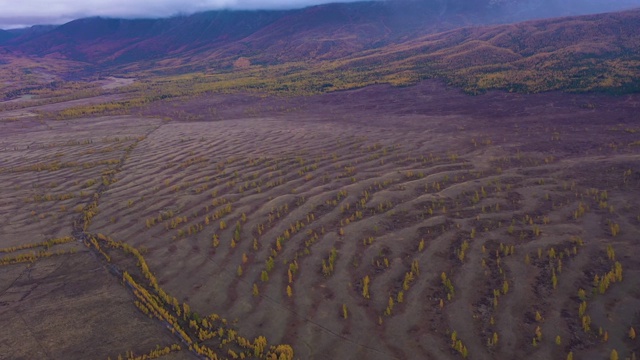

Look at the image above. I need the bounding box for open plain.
[0,80,639,359]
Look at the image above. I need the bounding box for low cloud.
[2,0,640,29]
[0,0,364,29]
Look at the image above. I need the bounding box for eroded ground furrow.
[2,83,640,360]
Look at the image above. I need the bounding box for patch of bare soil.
[0,94,125,120]
[99,77,136,90]
[0,253,185,360]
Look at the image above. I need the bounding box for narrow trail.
[70,123,161,277]
[71,123,163,239]
[64,123,211,356]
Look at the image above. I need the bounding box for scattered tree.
[611,349,619,360]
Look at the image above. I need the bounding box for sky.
[2,0,640,29]
[0,0,363,29]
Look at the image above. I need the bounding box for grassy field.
[0,81,639,359]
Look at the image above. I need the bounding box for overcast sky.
[0,0,365,29]
[2,0,640,29]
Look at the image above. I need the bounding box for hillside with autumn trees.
[1,3,639,97]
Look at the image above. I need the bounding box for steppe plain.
[1,80,639,360]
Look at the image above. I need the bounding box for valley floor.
[1,81,639,360]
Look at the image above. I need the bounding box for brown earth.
[0,81,639,359]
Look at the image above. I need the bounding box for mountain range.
[1,0,639,94]
[0,2,499,66]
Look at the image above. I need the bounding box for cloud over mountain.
[2,0,640,29]
[0,0,364,28]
